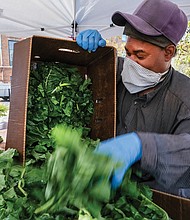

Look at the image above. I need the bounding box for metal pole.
[73,0,76,39]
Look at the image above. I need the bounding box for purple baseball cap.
[112,0,188,45]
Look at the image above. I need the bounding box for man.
[76,0,190,198]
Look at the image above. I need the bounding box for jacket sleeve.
[137,107,190,192]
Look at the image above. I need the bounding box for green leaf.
[0,174,6,191]
[3,187,17,200]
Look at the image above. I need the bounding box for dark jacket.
[116,57,190,198]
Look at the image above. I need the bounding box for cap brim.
[112,11,162,36]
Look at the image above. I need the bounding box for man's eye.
[137,55,144,60]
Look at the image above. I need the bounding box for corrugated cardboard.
[153,189,190,220]
[6,35,117,162]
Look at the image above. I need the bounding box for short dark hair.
[123,23,174,48]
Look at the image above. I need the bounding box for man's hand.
[95,133,142,189]
[76,29,106,52]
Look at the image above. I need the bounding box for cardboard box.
[153,189,190,220]
[6,35,117,162]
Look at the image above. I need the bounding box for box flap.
[153,189,190,220]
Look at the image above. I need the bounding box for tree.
[173,21,190,77]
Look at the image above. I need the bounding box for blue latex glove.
[76,29,106,52]
[95,132,142,189]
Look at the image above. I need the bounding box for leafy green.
[0,103,8,117]
[0,61,170,219]
[100,169,169,219]
[0,62,95,219]
[38,125,169,220]
[35,125,114,219]
[26,62,94,158]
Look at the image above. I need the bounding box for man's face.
[125,37,169,73]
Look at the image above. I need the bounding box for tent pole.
[73,0,77,40]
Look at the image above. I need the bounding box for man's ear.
[164,45,176,61]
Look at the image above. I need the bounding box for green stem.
[34,196,55,214]
[18,167,27,197]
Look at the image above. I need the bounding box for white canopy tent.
[0,0,189,40]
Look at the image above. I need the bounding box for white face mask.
[121,57,165,94]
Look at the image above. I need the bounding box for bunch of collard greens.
[0,62,170,219]
[26,62,94,158]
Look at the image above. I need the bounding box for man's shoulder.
[169,69,190,105]
[171,69,190,88]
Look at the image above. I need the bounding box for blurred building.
[0,35,21,83]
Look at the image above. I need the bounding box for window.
[8,40,17,66]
